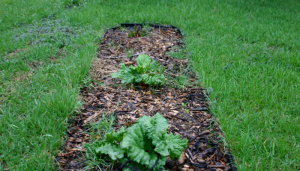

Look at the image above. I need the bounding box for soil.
[55,25,235,171]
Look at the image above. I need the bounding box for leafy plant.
[111,54,166,86]
[86,113,188,171]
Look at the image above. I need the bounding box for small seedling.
[181,102,189,113]
[183,108,189,114]
[182,102,188,107]
[128,25,147,37]
[125,48,135,58]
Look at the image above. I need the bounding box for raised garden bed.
[56,23,236,171]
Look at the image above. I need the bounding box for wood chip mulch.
[55,25,235,171]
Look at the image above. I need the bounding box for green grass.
[84,113,116,170]
[0,0,299,170]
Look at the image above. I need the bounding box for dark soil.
[55,25,235,171]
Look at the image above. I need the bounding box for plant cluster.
[111,54,166,86]
[128,25,147,37]
[86,113,188,171]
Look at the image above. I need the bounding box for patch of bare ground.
[56,25,234,171]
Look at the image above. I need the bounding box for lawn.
[0,0,299,170]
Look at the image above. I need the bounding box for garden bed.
[56,24,235,171]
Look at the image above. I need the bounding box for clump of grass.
[63,0,82,8]
[167,47,189,59]
[83,113,116,170]
[80,75,95,90]
[173,75,191,88]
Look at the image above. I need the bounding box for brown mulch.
[55,26,235,171]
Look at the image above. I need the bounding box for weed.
[174,75,190,88]
[120,27,127,32]
[84,113,116,169]
[167,47,188,59]
[81,75,94,90]
[180,102,189,113]
[125,48,134,58]
[63,0,82,8]
[86,113,115,139]
[128,25,148,37]
[13,18,82,50]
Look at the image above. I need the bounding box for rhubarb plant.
[128,25,147,37]
[111,54,166,86]
[86,113,188,171]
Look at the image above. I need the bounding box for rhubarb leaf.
[111,63,135,84]
[136,54,151,69]
[95,143,124,160]
[137,113,187,158]
[141,74,165,86]
[105,127,126,143]
[94,127,126,160]
[149,60,165,73]
[111,54,165,86]
[135,54,151,74]
[121,123,167,170]
[153,133,188,159]
[137,113,168,135]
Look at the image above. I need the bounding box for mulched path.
[56,25,235,171]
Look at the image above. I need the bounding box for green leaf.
[149,60,159,72]
[95,143,124,160]
[111,63,135,84]
[142,74,165,85]
[149,60,165,74]
[90,113,187,170]
[138,113,168,135]
[135,54,151,74]
[153,133,188,159]
[138,113,187,159]
[136,54,151,67]
[121,123,167,170]
[157,66,166,74]
[105,127,126,143]
[110,54,165,86]
[94,127,126,160]
[110,71,121,78]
